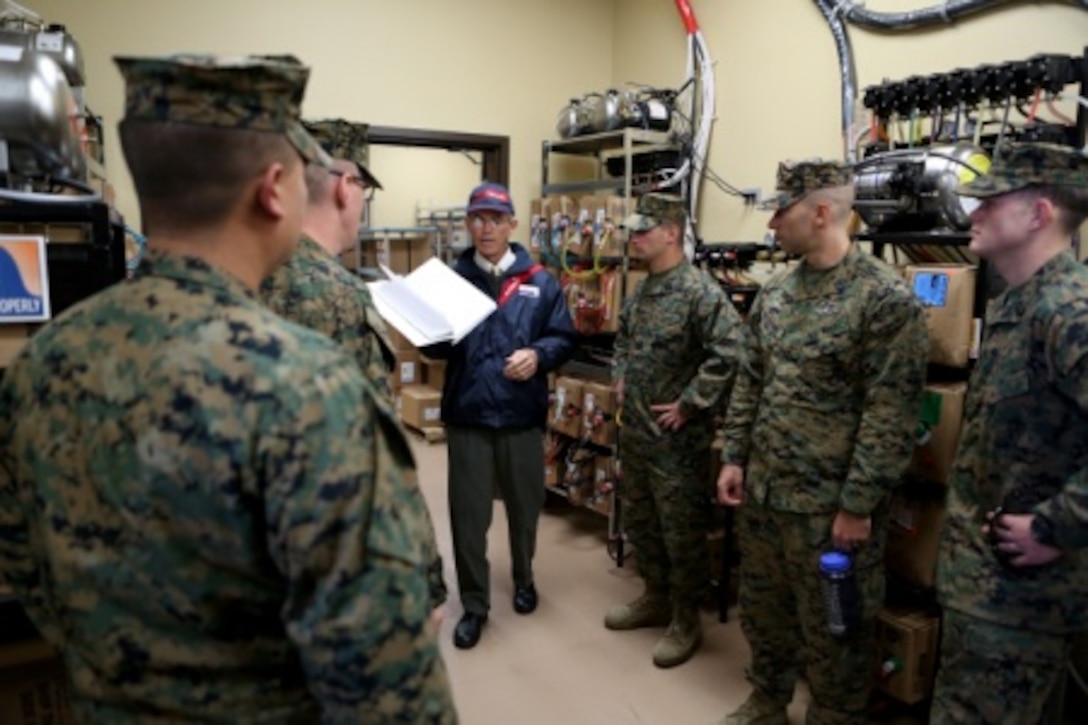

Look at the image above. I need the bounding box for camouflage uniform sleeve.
[721,292,765,466]
[329,289,395,397]
[677,282,744,418]
[839,288,928,516]
[0,369,64,644]
[1032,309,1088,550]
[263,362,455,722]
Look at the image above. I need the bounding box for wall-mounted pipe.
[814,0,1088,162]
[815,0,859,162]
[836,0,1088,32]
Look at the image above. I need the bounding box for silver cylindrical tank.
[854,143,990,231]
[0,28,86,181]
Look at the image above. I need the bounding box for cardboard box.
[582,381,617,447]
[875,607,941,705]
[0,638,73,724]
[400,384,442,429]
[529,198,547,254]
[625,268,648,302]
[562,455,594,504]
[909,383,967,485]
[421,356,446,392]
[379,236,432,274]
[597,196,631,258]
[548,376,584,438]
[885,488,947,589]
[0,223,86,245]
[906,265,977,368]
[384,325,415,353]
[1,325,33,368]
[392,349,421,392]
[590,455,616,515]
[597,268,624,334]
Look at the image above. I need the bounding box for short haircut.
[1022,185,1088,236]
[805,184,856,224]
[304,158,355,207]
[119,120,299,234]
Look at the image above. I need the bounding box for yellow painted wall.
[23,0,1088,244]
[612,0,1088,242]
[27,0,617,230]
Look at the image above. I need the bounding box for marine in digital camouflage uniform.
[0,54,456,723]
[258,119,448,612]
[719,160,927,725]
[261,118,395,398]
[932,143,1088,725]
[606,193,744,669]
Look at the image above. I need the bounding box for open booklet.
[367,258,497,347]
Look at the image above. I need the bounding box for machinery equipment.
[854,51,1085,234]
[555,87,673,139]
[854,143,990,233]
[0,5,126,323]
[0,8,102,199]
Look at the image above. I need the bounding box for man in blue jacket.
[428,182,577,649]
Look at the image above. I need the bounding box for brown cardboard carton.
[625,268,648,303]
[385,325,415,353]
[885,488,947,589]
[383,235,433,274]
[529,198,546,254]
[421,356,446,392]
[391,349,421,392]
[548,376,584,438]
[599,196,631,258]
[874,607,941,704]
[909,383,967,485]
[582,381,617,447]
[400,384,443,429]
[544,431,565,489]
[591,455,616,515]
[562,454,594,504]
[0,325,33,368]
[905,264,977,367]
[597,268,624,334]
[575,196,605,258]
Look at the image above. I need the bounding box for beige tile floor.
[411,437,814,725]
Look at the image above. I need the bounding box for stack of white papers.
[368,258,497,347]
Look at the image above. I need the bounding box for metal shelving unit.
[343,226,440,279]
[540,129,684,567]
[541,128,676,199]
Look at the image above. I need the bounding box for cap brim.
[356,162,383,191]
[757,192,798,212]
[621,213,657,231]
[286,120,332,169]
[955,175,1021,199]
[466,201,515,216]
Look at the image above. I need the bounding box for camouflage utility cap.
[957,142,1088,198]
[623,193,686,232]
[114,53,331,169]
[760,159,853,211]
[305,118,383,189]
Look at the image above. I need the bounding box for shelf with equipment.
[0,200,128,379]
[340,225,440,280]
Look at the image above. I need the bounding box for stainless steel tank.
[854,142,991,232]
[0,26,87,182]
[556,98,588,139]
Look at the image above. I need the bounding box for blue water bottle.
[819,551,861,637]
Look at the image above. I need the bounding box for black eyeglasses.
[328,169,375,201]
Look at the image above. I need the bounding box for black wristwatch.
[1030,513,1059,548]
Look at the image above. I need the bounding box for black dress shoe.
[453,612,487,649]
[513,583,538,614]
